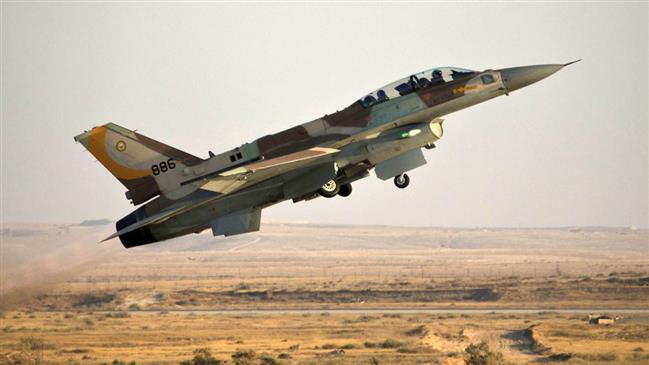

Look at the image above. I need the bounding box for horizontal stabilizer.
[101,204,191,242]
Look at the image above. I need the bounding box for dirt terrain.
[1,222,647,364]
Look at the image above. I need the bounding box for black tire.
[338,183,352,197]
[394,174,410,189]
[424,143,436,150]
[318,180,340,198]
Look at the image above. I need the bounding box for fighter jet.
[74,61,578,247]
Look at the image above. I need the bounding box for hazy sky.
[2,2,647,228]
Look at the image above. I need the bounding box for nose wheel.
[394,174,410,189]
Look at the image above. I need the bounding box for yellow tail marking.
[87,126,151,180]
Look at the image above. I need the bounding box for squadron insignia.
[115,140,127,152]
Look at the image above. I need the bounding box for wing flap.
[199,147,338,194]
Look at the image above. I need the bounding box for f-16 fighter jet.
[75,61,579,247]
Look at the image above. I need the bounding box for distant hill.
[77,219,113,226]
[1,222,647,296]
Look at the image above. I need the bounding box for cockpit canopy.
[358,67,476,108]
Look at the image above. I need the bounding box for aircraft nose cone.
[500,64,566,93]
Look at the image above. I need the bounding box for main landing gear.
[318,180,339,198]
[317,180,353,198]
[394,174,410,189]
[338,183,352,197]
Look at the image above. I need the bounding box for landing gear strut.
[318,180,340,198]
[394,174,410,189]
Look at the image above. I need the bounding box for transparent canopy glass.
[359,67,477,108]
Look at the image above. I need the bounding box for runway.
[45,308,649,315]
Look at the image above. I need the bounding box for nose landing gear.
[394,174,410,189]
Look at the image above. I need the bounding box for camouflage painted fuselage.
[257,70,504,158]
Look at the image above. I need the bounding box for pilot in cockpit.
[377,89,389,102]
[431,69,444,85]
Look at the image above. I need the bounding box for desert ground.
[1,222,648,364]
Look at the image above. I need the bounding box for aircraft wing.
[103,147,339,242]
[194,147,339,194]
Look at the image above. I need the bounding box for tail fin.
[74,123,204,204]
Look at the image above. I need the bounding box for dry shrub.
[572,352,617,361]
[235,282,250,291]
[258,355,281,365]
[179,348,223,365]
[340,344,358,349]
[364,339,405,349]
[105,311,129,319]
[537,311,557,316]
[74,292,115,307]
[101,360,137,365]
[627,352,649,361]
[231,349,256,365]
[397,346,431,354]
[6,337,55,365]
[464,341,511,365]
[382,313,401,318]
[543,353,572,362]
[405,325,428,337]
[356,315,378,322]
[287,344,299,352]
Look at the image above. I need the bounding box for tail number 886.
[151,158,176,176]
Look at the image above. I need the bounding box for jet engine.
[115,207,159,248]
[115,205,197,248]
